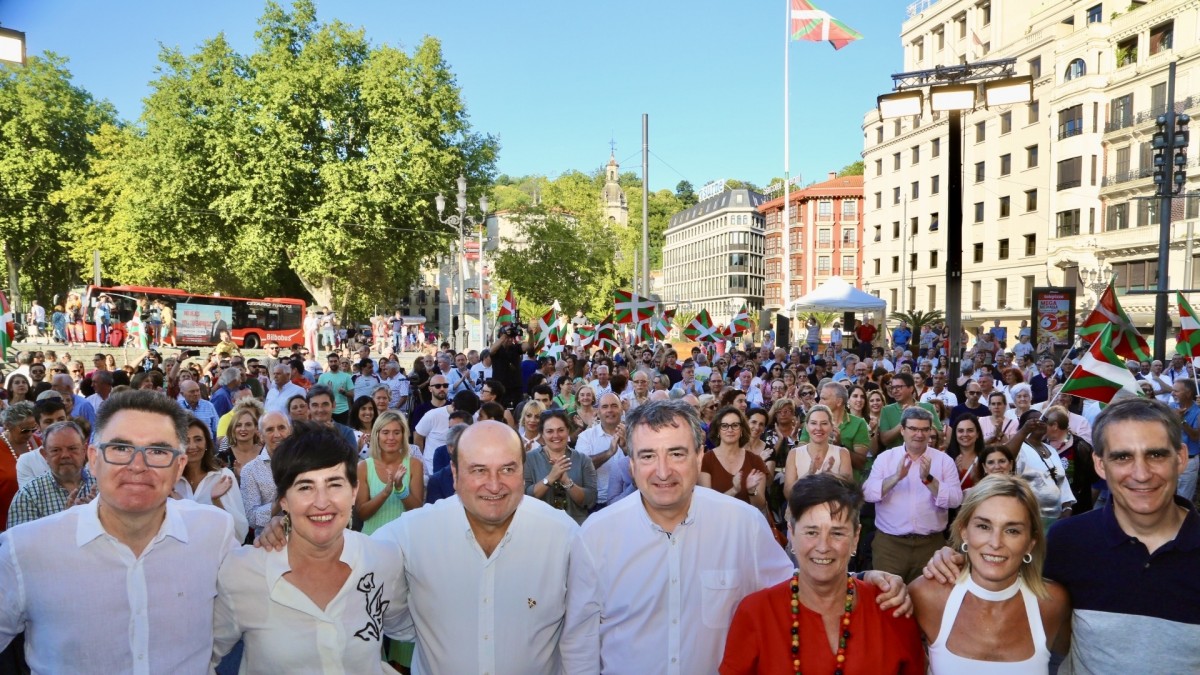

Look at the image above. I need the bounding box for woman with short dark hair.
[701,406,768,509]
[212,423,407,672]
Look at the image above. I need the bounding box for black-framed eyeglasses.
[903,425,932,433]
[430,383,449,389]
[719,422,743,430]
[97,442,182,467]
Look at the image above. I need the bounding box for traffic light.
[1153,112,1190,195]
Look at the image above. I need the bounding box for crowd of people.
[0,314,1198,674]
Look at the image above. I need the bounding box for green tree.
[889,309,944,332]
[675,180,696,207]
[100,0,498,312]
[0,53,117,310]
[492,207,618,316]
[837,161,864,177]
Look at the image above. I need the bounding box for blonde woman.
[355,409,423,536]
[519,400,546,451]
[218,399,264,481]
[784,404,853,501]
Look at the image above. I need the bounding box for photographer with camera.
[489,324,525,411]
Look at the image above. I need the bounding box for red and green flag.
[790,0,863,51]
[728,305,753,334]
[595,314,620,351]
[0,291,12,361]
[1177,293,1200,359]
[613,290,656,325]
[684,309,719,343]
[635,319,654,344]
[497,288,516,326]
[1060,323,1146,405]
[535,308,558,349]
[577,324,596,348]
[1078,279,1151,362]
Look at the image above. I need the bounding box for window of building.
[818,200,833,219]
[1137,198,1159,228]
[1064,59,1086,82]
[1150,21,1174,56]
[1028,99,1039,124]
[998,239,1009,259]
[931,175,941,194]
[1000,111,1012,134]
[1058,105,1083,139]
[893,187,901,205]
[999,196,1010,218]
[930,212,940,231]
[1087,4,1102,24]
[1025,189,1038,211]
[912,145,920,164]
[911,181,920,199]
[930,250,939,268]
[1029,56,1042,79]
[972,281,982,310]
[974,202,985,222]
[817,256,831,273]
[876,126,884,143]
[818,229,831,245]
[975,161,986,182]
[909,217,918,236]
[1000,153,1011,176]
[842,228,856,245]
[910,253,918,271]
[875,158,883,175]
[996,278,1008,308]
[1057,156,1083,190]
[841,254,855,274]
[874,224,882,241]
[874,192,882,209]
[1056,209,1081,237]
[842,200,857,219]
[976,121,986,142]
[931,138,941,157]
[979,2,991,26]
[892,221,901,238]
[1117,36,1138,67]
[1024,234,1036,256]
[873,258,881,275]
[928,285,938,311]
[892,256,900,273]
[1026,145,1039,168]
[1109,93,1134,130]
[914,38,925,62]
[893,153,901,170]
[894,119,902,136]
[935,27,945,50]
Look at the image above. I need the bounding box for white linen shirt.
[563,487,792,675]
[372,495,590,675]
[575,424,622,504]
[212,530,408,674]
[413,404,451,459]
[0,498,236,675]
[264,381,308,414]
[239,450,276,536]
[174,467,249,543]
[15,449,50,488]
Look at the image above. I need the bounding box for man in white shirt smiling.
[0,389,237,675]
[562,400,910,674]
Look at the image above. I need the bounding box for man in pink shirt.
[863,406,962,582]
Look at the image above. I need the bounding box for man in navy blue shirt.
[926,397,1200,673]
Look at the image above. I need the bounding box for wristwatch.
[921,474,934,485]
[561,479,576,489]
[541,477,550,487]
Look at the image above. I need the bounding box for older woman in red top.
[720,473,925,675]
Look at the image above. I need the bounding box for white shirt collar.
[75,497,191,548]
[633,489,697,535]
[264,526,361,590]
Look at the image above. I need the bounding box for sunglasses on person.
[430,383,449,389]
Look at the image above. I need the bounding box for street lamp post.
[436,175,488,352]
[0,27,26,66]
[878,59,1031,387]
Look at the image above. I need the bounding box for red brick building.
[760,173,864,314]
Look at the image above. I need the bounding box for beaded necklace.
[790,572,855,675]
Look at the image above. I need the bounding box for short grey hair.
[258,411,291,433]
[42,420,85,446]
[623,399,705,454]
[820,381,848,404]
[217,367,241,388]
[2,401,37,428]
[899,406,935,427]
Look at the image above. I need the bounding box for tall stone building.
[861,0,1200,338]
[601,154,629,226]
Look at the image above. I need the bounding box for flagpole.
[782,0,792,346]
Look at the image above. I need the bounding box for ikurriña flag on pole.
[790,0,863,50]
[497,288,516,326]
[1176,292,1200,359]
[684,309,719,343]
[1078,278,1150,363]
[0,291,12,360]
[1059,323,1146,405]
[613,290,656,325]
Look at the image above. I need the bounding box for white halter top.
[928,576,1049,675]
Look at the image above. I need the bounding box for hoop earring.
[960,543,968,553]
[1022,553,1033,564]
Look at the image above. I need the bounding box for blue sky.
[2,0,911,191]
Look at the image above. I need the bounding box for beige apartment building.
[862,0,1200,335]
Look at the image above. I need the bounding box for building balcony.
[1056,179,1082,191]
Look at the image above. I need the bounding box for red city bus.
[78,285,306,349]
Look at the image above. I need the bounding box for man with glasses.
[0,390,237,673]
[863,407,961,581]
[8,421,95,528]
[705,371,726,399]
[877,373,942,448]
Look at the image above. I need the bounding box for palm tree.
[888,309,945,333]
[806,311,839,328]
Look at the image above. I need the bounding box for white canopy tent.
[785,276,886,314]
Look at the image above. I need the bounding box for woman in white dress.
[176,419,248,542]
[911,475,1071,674]
[212,422,409,674]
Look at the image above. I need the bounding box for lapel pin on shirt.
[527,598,537,608]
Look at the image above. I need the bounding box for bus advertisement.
[77,285,306,349]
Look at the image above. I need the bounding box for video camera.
[500,324,524,339]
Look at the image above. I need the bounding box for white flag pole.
[782,0,792,343]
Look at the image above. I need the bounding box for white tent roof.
[786,276,886,313]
